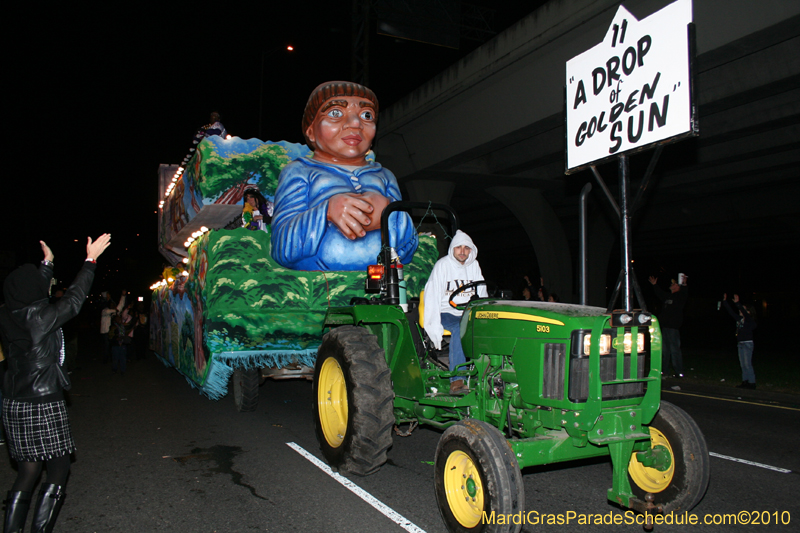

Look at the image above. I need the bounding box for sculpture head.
[302,81,379,165]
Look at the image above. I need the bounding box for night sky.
[4,2,796,348]
[2,1,541,297]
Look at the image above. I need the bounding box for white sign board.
[565,0,694,172]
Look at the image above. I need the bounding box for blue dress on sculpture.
[271,157,418,271]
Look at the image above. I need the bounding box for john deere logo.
[474,311,564,326]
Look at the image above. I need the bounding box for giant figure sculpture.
[271,81,418,270]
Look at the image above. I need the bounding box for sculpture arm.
[271,168,331,267]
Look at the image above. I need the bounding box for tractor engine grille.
[542,343,566,400]
[567,329,650,403]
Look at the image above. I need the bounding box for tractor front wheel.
[628,401,710,513]
[313,326,394,476]
[435,420,524,533]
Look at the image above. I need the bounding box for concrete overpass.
[375,0,800,305]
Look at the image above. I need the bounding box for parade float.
[151,133,437,406]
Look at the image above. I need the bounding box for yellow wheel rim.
[444,450,484,528]
[629,427,675,493]
[318,357,348,448]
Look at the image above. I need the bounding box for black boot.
[30,485,64,533]
[4,490,32,533]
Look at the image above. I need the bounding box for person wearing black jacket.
[649,275,688,378]
[722,293,757,389]
[0,234,110,533]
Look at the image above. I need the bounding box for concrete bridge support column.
[487,186,572,302]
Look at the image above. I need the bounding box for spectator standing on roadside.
[721,293,757,389]
[0,234,111,533]
[110,314,129,375]
[99,290,126,363]
[120,301,135,360]
[524,276,560,303]
[134,302,149,360]
[648,275,688,378]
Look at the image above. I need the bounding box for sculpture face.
[305,96,377,166]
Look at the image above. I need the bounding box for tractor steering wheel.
[448,280,498,311]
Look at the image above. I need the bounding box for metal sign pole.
[619,154,633,312]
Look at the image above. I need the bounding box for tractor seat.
[418,290,451,336]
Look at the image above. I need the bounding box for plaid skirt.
[2,398,76,462]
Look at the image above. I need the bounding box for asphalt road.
[1,353,798,533]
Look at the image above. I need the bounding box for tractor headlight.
[572,330,612,357]
[572,330,645,356]
[583,333,612,356]
[623,332,646,354]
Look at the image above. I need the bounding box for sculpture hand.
[359,191,391,232]
[327,193,374,240]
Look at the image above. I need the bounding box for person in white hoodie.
[423,230,487,394]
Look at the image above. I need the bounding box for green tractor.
[312,202,709,533]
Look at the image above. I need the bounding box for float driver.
[271,81,418,270]
[423,230,487,394]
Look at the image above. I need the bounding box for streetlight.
[259,45,294,140]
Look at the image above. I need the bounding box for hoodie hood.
[448,230,478,268]
[4,264,50,311]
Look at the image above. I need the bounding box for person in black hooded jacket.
[0,234,110,533]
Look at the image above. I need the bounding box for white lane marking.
[287,442,427,533]
[710,452,792,473]
[662,389,800,411]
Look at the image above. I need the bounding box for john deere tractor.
[312,202,709,533]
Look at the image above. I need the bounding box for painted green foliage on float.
[194,140,296,201]
[204,227,438,359]
[153,224,437,399]
[151,232,211,385]
[160,137,311,252]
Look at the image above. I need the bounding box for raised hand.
[86,233,112,260]
[648,276,657,285]
[40,240,54,262]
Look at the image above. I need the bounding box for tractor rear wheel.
[435,420,524,533]
[628,401,710,513]
[313,325,394,476]
[232,367,260,412]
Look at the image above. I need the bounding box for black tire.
[435,420,525,533]
[232,367,260,412]
[313,325,394,476]
[628,401,710,513]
